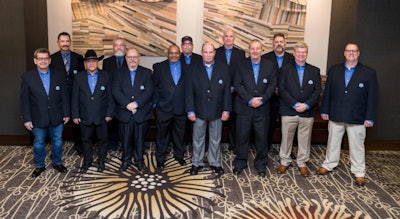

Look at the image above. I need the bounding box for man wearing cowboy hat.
[72,50,114,173]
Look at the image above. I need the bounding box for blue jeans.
[31,124,64,168]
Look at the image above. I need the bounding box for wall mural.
[72,0,306,56]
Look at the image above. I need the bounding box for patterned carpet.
[0,142,399,219]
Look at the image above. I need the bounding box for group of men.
[21,30,378,186]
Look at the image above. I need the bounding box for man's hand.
[364,120,374,128]
[105,117,112,122]
[249,97,263,108]
[63,117,70,124]
[321,114,329,121]
[24,122,33,131]
[295,103,307,113]
[221,111,230,121]
[73,118,80,124]
[188,113,196,122]
[126,102,138,112]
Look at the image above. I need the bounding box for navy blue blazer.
[262,51,294,73]
[234,58,277,114]
[215,46,245,84]
[279,62,321,117]
[103,55,128,79]
[320,62,378,124]
[50,50,84,87]
[20,68,70,128]
[112,65,153,123]
[71,70,114,125]
[152,59,186,115]
[180,52,202,72]
[185,60,232,120]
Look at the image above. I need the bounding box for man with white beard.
[103,36,128,151]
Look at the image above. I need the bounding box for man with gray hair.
[276,42,321,177]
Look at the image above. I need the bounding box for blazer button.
[300,90,303,93]
[91,97,94,100]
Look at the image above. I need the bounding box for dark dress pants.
[234,108,270,170]
[155,109,186,163]
[80,122,108,165]
[120,117,149,165]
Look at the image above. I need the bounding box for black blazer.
[180,52,202,72]
[50,50,84,87]
[185,60,232,120]
[102,55,128,79]
[20,68,70,128]
[152,59,186,115]
[234,58,277,114]
[261,51,294,73]
[215,46,245,83]
[71,70,114,125]
[320,62,378,124]
[112,65,153,123]
[279,62,321,117]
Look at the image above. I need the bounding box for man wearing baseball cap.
[180,36,202,71]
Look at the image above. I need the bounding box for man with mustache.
[262,33,294,149]
[50,32,85,156]
[103,37,128,151]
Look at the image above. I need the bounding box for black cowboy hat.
[80,49,104,61]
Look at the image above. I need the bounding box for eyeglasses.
[345,49,359,53]
[35,57,50,61]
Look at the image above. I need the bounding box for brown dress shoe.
[299,167,309,177]
[277,165,288,174]
[355,177,365,186]
[316,167,329,175]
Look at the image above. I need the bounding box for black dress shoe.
[31,167,46,178]
[119,162,129,172]
[257,169,266,177]
[174,157,186,166]
[135,163,146,172]
[233,167,243,175]
[210,166,224,175]
[53,164,68,173]
[190,165,202,175]
[98,161,105,172]
[157,162,165,170]
[80,163,91,173]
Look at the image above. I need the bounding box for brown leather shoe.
[299,167,309,177]
[276,165,288,174]
[355,177,365,186]
[316,167,329,175]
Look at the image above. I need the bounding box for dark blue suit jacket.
[112,65,153,123]
[234,58,277,114]
[71,70,114,125]
[152,59,186,115]
[320,62,378,124]
[215,46,245,83]
[103,55,128,79]
[185,60,232,120]
[50,50,84,89]
[20,68,70,128]
[180,52,202,72]
[279,62,321,117]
